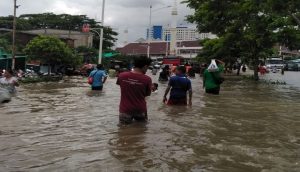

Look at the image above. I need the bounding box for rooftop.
[116,40,201,55]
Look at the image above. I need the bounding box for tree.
[198,32,243,66]
[0,38,9,51]
[91,27,118,51]
[75,46,98,64]
[24,36,77,74]
[0,13,118,50]
[184,0,300,80]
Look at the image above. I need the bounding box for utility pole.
[98,0,105,64]
[147,5,171,58]
[170,0,178,56]
[12,0,17,70]
[147,5,152,59]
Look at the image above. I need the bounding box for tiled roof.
[116,40,201,55]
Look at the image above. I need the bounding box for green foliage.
[0,13,118,50]
[24,36,75,65]
[184,0,300,80]
[0,38,9,51]
[75,46,98,64]
[76,46,98,55]
[91,27,118,50]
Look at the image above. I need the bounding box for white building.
[147,26,215,41]
[163,27,213,41]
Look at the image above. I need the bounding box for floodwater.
[262,71,300,87]
[0,72,299,172]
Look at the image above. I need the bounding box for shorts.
[92,86,103,91]
[206,87,220,95]
[119,112,148,124]
[167,98,187,105]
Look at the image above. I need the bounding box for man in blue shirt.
[163,66,193,106]
[89,64,108,91]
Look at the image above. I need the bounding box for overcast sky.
[0,0,195,47]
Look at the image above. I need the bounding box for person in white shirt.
[0,69,19,93]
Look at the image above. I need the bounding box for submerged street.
[0,73,299,171]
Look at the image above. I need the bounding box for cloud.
[50,1,81,15]
[0,0,195,47]
[110,0,163,8]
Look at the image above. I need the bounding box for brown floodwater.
[0,72,299,171]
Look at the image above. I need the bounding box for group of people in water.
[88,56,224,124]
[1,56,224,124]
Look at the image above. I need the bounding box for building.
[23,29,93,48]
[278,45,300,57]
[165,27,213,41]
[0,28,76,48]
[116,40,202,59]
[147,25,214,41]
[0,28,93,48]
[147,26,163,40]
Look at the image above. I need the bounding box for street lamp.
[84,0,105,64]
[88,28,102,63]
[98,0,105,64]
[12,0,19,70]
[147,5,172,59]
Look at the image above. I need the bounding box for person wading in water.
[89,64,108,91]
[163,66,193,106]
[117,56,152,124]
[203,60,224,95]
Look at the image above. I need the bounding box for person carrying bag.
[88,64,108,91]
[203,59,224,95]
[88,70,98,85]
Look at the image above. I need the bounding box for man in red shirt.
[117,56,152,124]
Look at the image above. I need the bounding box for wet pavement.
[0,72,299,171]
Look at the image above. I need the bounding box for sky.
[0,0,195,47]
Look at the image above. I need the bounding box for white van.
[265,58,285,70]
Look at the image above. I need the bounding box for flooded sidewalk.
[0,75,299,171]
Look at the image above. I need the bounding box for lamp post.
[147,5,172,59]
[147,5,152,59]
[98,0,105,64]
[88,28,101,63]
[12,0,18,70]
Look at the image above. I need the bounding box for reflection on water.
[0,74,300,171]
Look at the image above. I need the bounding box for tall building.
[146,0,214,43]
[169,0,178,55]
[147,26,213,41]
[164,27,211,41]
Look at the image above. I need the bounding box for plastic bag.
[87,77,93,85]
[208,59,219,72]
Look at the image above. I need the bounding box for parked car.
[285,59,300,71]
